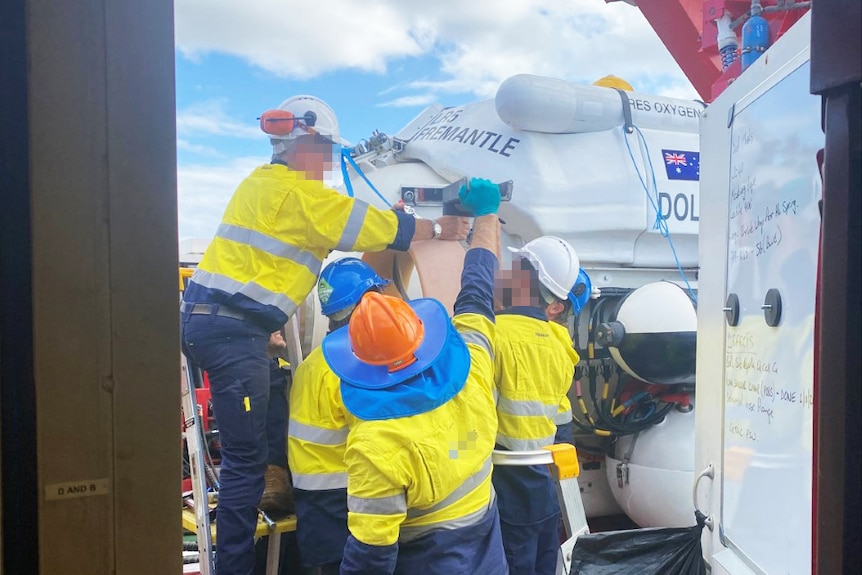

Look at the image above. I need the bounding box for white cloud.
[174,0,424,78]
[177,156,262,240]
[378,94,438,108]
[174,0,699,101]
[176,100,262,139]
[177,138,219,155]
[415,1,696,99]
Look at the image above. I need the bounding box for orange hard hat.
[323,296,463,395]
[348,292,424,372]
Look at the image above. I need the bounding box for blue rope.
[340,148,392,208]
[622,125,698,303]
[340,149,354,198]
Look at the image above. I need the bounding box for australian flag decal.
[661,149,700,181]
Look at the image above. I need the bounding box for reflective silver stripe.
[348,492,407,516]
[292,471,348,490]
[335,201,369,251]
[216,223,323,276]
[460,331,494,361]
[407,457,492,519]
[289,419,349,446]
[497,396,558,419]
[553,408,574,425]
[191,270,298,318]
[399,495,494,543]
[495,434,556,451]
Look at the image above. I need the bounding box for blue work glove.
[458,177,500,216]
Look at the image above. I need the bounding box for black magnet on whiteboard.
[761,289,782,327]
[723,293,740,326]
[727,103,735,128]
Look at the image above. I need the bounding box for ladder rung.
[491,449,554,466]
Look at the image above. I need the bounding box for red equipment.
[606,0,809,101]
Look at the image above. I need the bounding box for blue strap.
[340,148,392,207]
[340,149,354,198]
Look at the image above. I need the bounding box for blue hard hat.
[569,268,592,315]
[318,257,389,317]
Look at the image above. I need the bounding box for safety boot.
[259,464,295,519]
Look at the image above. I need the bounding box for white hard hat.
[508,235,581,303]
[259,95,340,147]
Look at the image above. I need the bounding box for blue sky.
[174,0,697,243]
[175,52,466,164]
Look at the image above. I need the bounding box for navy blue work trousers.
[500,512,561,575]
[292,488,348,568]
[183,310,271,575]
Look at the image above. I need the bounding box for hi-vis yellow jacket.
[494,311,579,450]
[556,395,575,426]
[288,346,353,491]
[183,164,409,332]
[344,313,498,548]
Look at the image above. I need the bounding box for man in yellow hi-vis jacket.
[288,258,390,575]
[493,236,584,575]
[321,178,507,575]
[180,95,469,575]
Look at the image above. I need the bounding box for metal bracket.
[616,431,641,488]
[693,463,716,531]
[400,178,513,216]
[612,87,634,133]
[616,461,629,489]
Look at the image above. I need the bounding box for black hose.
[576,288,683,439]
[585,295,613,431]
[592,287,632,298]
[590,368,678,436]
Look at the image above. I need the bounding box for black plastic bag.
[569,512,707,574]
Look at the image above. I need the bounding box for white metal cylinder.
[495,74,702,134]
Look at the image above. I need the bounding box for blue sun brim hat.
[322,298,466,389]
[337,322,471,420]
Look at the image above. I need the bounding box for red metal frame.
[181,371,217,495]
[607,0,809,101]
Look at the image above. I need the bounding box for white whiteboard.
[721,61,822,574]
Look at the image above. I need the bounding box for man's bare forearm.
[469,214,499,255]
